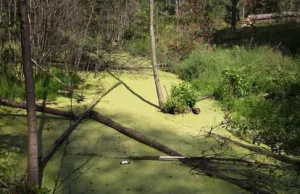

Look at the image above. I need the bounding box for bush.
[0,148,50,194]
[215,69,253,108]
[178,46,300,154]
[213,48,300,154]
[123,37,150,56]
[0,69,81,101]
[1,42,21,65]
[163,82,198,114]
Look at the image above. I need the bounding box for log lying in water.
[0,98,275,193]
[90,110,181,156]
[90,112,272,193]
[0,99,76,118]
[40,81,121,167]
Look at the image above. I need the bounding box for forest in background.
[1,0,300,193]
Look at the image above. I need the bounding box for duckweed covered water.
[1,70,253,194]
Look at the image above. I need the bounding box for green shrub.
[0,148,50,194]
[178,46,300,154]
[179,51,217,81]
[163,82,198,114]
[0,69,81,101]
[1,42,21,65]
[215,68,253,108]
[124,37,150,56]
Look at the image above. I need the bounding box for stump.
[192,107,200,114]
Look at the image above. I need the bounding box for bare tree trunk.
[175,0,179,32]
[231,0,237,32]
[8,0,11,42]
[242,0,245,19]
[150,0,164,109]
[18,0,40,186]
[0,99,76,118]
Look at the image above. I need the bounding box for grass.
[175,45,300,154]
[0,68,81,101]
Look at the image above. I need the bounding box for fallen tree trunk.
[41,110,87,168]
[51,60,154,71]
[90,111,272,194]
[41,81,121,167]
[248,11,300,20]
[209,133,300,166]
[0,99,76,118]
[90,110,181,156]
[0,96,278,192]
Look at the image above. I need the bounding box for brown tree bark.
[41,82,121,167]
[90,111,271,194]
[0,99,276,193]
[231,0,238,32]
[90,111,181,156]
[0,99,76,118]
[150,0,164,109]
[18,0,40,186]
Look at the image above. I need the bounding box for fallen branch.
[198,94,214,101]
[90,111,181,156]
[107,71,160,109]
[90,111,272,193]
[31,58,73,93]
[41,82,121,167]
[184,158,273,194]
[0,92,277,192]
[124,155,278,167]
[209,133,300,166]
[0,99,75,118]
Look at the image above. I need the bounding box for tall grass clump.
[0,67,81,101]
[35,70,81,101]
[178,45,300,154]
[176,46,253,94]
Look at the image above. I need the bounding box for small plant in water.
[163,82,198,114]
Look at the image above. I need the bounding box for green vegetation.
[1,0,300,193]
[176,46,300,154]
[163,82,198,114]
[0,67,81,101]
[0,148,50,194]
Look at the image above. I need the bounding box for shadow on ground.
[213,21,300,55]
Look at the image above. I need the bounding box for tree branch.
[209,133,300,165]
[41,81,121,167]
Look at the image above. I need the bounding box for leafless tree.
[18,0,40,186]
[150,0,164,109]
